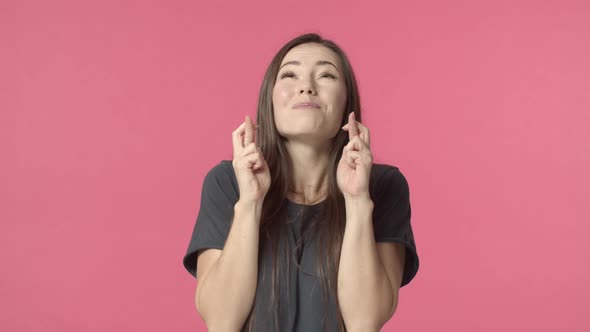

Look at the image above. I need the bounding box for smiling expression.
[272,43,347,143]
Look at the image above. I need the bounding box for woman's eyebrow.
[279,60,338,71]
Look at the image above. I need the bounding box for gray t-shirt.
[182,160,419,331]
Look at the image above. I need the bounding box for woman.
[183,33,419,332]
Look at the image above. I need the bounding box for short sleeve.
[182,160,239,278]
[371,166,419,288]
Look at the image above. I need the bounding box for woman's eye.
[279,71,296,79]
[279,71,336,79]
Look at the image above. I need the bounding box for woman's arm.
[338,197,396,332]
[195,200,262,332]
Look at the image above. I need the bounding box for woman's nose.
[297,76,316,95]
[298,82,316,95]
[299,88,314,95]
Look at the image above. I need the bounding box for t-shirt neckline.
[286,199,327,208]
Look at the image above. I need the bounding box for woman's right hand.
[232,115,271,204]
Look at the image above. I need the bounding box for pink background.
[2,0,589,331]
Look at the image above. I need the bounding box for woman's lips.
[293,102,321,109]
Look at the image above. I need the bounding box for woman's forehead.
[280,43,341,68]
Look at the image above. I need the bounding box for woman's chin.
[282,132,333,145]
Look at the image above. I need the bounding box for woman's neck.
[285,141,331,204]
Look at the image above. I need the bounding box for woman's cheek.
[272,86,288,129]
[276,86,292,106]
[332,86,347,112]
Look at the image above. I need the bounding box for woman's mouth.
[293,102,321,109]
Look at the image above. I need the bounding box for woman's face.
[272,43,347,144]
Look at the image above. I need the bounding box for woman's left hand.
[337,112,373,201]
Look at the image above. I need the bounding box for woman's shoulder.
[207,159,234,176]
[370,162,402,182]
[202,160,238,192]
[369,162,408,198]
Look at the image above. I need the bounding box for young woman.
[183,33,419,332]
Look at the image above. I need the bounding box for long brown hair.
[242,33,362,332]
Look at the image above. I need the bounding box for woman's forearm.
[338,198,395,332]
[196,200,262,331]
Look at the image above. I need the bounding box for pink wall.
[2,0,589,331]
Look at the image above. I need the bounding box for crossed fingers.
[341,112,370,151]
[232,115,258,153]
